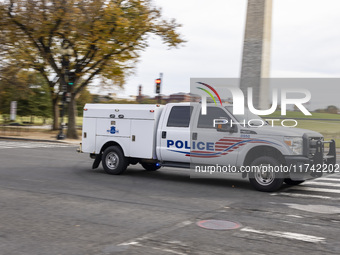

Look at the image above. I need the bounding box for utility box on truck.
[82,104,164,159]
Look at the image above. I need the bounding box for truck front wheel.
[248,156,284,192]
[102,146,127,175]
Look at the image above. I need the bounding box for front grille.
[303,133,336,166]
[303,135,323,158]
[309,137,323,156]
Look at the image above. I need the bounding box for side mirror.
[216,123,237,133]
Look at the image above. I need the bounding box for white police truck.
[79,103,336,192]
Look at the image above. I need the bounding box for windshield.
[225,106,267,127]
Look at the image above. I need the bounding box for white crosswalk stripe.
[0,140,73,150]
[289,186,340,194]
[272,173,340,199]
[300,181,340,188]
[317,177,340,182]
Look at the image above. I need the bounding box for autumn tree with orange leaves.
[0,0,184,138]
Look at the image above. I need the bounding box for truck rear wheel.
[102,146,127,175]
[248,156,284,192]
[141,162,161,171]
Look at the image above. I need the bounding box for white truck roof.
[83,104,164,119]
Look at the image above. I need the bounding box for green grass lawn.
[294,119,340,145]
[264,110,340,120]
[261,111,340,146]
[261,113,340,147]
[0,115,83,126]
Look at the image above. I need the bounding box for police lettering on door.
[167,140,214,151]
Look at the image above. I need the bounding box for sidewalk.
[0,130,81,145]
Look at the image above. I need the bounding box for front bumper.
[284,139,336,180]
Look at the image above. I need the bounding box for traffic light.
[68,72,75,86]
[155,78,161,94]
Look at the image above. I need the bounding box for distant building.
[92,93,136,103]
[168,92,190,102]
[168,92,200,103]
[135,86,201,103]
[136,85,144,102]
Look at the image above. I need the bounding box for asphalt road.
[0,139,340,255]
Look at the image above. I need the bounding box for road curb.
[0,136,80,145]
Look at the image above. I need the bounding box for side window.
[167,106,193,127]
[198,107,230,129]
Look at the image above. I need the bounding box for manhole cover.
[197,220,241,230]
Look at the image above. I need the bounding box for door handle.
[192,132,197,140]
[162,131,167,139]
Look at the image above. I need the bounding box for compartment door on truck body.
[157,104,193,163]
[95,118,131,155]
[130,119,155,159]
[190,106,240,166]
[82,117,97,154]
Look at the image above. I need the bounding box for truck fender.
[93,141,125,169]
[240,145,286,178]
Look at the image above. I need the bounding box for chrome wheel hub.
[254,164,275,186]
[106,152,119,170]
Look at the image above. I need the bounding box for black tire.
[141,162,161,171]
[284,178,305,186]
[248,156,284,192]
[102,146,127,175]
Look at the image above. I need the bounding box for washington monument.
[240,0,272,109]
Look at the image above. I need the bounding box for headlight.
[284,137,303,155]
